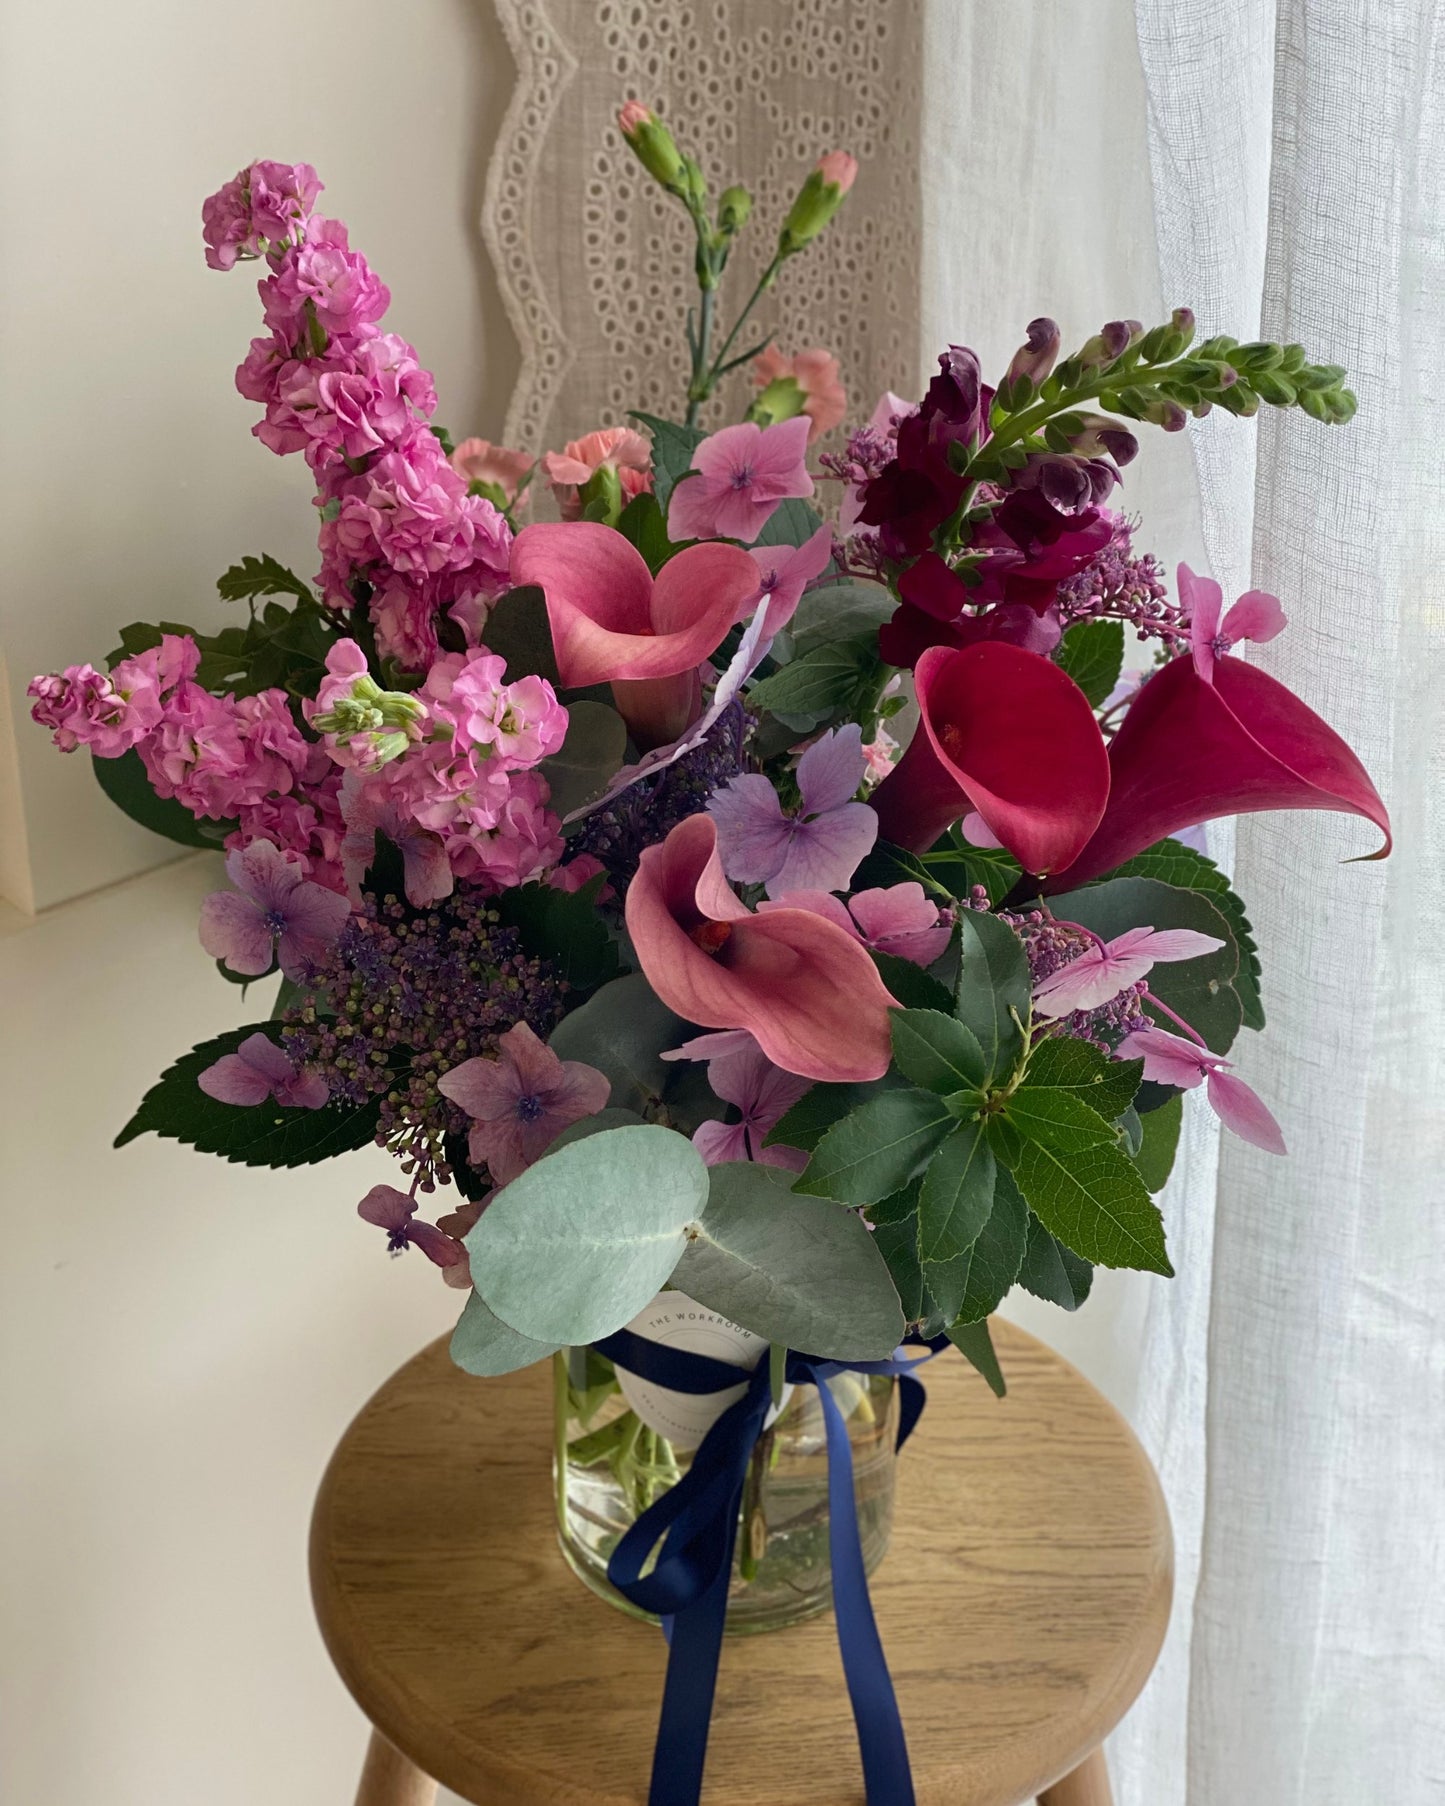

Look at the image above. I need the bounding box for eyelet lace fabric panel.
[485,0,923,454]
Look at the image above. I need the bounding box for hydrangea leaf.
[629,413,705,510]
[746,639,872,718]
[1054,619,1125,708]
[871,951,953,1013]
[114,1024,380,1166]
[466,1124,709,1344]
[749,496,826,551]
[794,1087,957,1207]
[954,906,1032,1082]
[676,1162,904,1360]
[475,585,562,687]
[1132,1090,1184,1193]
[92,748,234,851]
[493,875,619,996]
[784,581,894,659]
[927,1164,1028,1324]
[1016,1214,1095,1311]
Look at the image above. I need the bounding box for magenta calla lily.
[624,813,898,1083]
[509,522,758,746]
[869,642,1111,875]
[1048,654,1392,888]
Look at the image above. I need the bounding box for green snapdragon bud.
[778,151,858,256]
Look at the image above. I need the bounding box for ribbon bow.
[591,1328,940,1806]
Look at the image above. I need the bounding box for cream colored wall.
[0,0,517,913]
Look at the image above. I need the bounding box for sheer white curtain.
[1118,3,1445,1802]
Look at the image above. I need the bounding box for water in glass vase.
[553,1295,899,1633]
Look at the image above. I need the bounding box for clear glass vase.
[553,1337,899,1633]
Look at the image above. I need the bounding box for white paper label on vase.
[614,1290,791,1451]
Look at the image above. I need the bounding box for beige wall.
[0,0,517,912]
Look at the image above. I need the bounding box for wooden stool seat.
[311,1321,1172,1806]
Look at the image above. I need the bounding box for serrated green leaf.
[1047,875,1241,1054]
[630,412,704,511]
[786,580,893,657]
[864,1174,922,1226]
[216,553,313,606]
[855,835,1022,909]
[746,638,871,717]
[1132,1089,1183,1192]
[1004,1091,1172,1274]
[93,748,234,849]
[918,1119,996,1266]
[795,1088,956,1207]
[871,952,953,1013]
[1054,619,1125,707]
[467,1124,709,1343]
[1020,1035,1143,1121]
[749,496,825,551]
[892,1008,988,1096]
[946,1317,1007,1397]
[928,1164,1027,1323]
[1016,1214,1095,1310]
[871,1217,929,1323]
[1107,838,1264,1030]
[493,877,619,996]
[677,1163,904,1360]
[954,907,1031,1082]
[114,1025,380,1166]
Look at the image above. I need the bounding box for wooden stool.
[311,1320,1172,1806]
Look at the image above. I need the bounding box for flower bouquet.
[31,106,1389,1803]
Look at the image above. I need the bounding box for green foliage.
[630,413,705,510]
[536,700,627,815]
[746,638,873,718]
[1016,1214,1095,1311]
[946,1318,1007,1397]
[477,585,561,686]
[465,1124,710,1344]
[115,1025,380,1166]
[795,1086,957,1207]
[927,1165,1029,1324]
[767,1077,903,1155]
[1054,619,1125,707]
[890,1009,987,1096]
[1107,838,1264,1030]
[1023,1035,1143,1121]
[918,1120,996,1268]
[450,1292,560,1377]
[749,496,825,551]
[870,1216,932,1325]
[676,1163,905,1359]
[616,492,679,573]
[1132,1090,1183,1193]
[547,973,688,1114]
[1047,875,1242,1054]
[215,554,314,607]
[493,876,619,996]
[781,581,893,660]
[854,835,1022,909]
[93,749,233,850]
[954,907,1032,1082]
[871,953,953,1013]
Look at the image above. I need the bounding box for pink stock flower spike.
[1114,1026,1286,1155]
[1033,924,1225,1019]
[198,840,350,980]
[436,1021,609,1187]
[197,1032,329,1110]
[338,774,454,908]
[688,1042,810,1170]
[744,524,834,638]
[665,418,814,544]
[1179,562,1287,684]
[624,814,898,1084]
[357,1184,467,1267]
[708,723,878,897]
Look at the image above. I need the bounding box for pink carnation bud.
[816,151,858,194]
[617,100,653,136]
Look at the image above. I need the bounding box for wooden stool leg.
[355,1726,438,1806]
[1038,1745,1113,1806]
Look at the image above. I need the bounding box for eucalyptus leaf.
[928,1165,1028,1323]
[547,973,688,1112]
[476,585,561,686]
[954,907,1031,1082]
[537,700,628,815]
[891,1009,988,1096]
[466,1124,710,1344]
[677,1163,905,1360]
[795,1087,956,1207]
[450,1291,560,1376]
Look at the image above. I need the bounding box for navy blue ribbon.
[592,1329,941,1806]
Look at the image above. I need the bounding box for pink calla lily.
[868,642,1111,875]
[509,522,758,747]
[1048,654,1392,888]
[624,813,899,1083]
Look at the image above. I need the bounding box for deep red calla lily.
[625,814,898,1083]
[1047,654,1392,888]
[510,522,757,746]
[868,642,1111,875]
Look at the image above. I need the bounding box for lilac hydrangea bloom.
[666,417,814,544]
[357,1184,467,1269]
[687,1041,810,1170]
[1033,924,1224,1019]
[708,723,878,898]
[197,1032,329,1109]
[198,840,350,980]
[437,1021,609,1185]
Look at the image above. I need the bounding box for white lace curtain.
[485,4,1445,1800]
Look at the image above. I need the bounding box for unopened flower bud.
[1067,413,1140,464]
[1170,306,1196,346]
[616,101,686,191]
[1079,319,1142,369]
[747,375,807,428]
[778,151,858,254]
[312,678,428,770]
[1006,316,1061,386]
[717,185,752,236]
